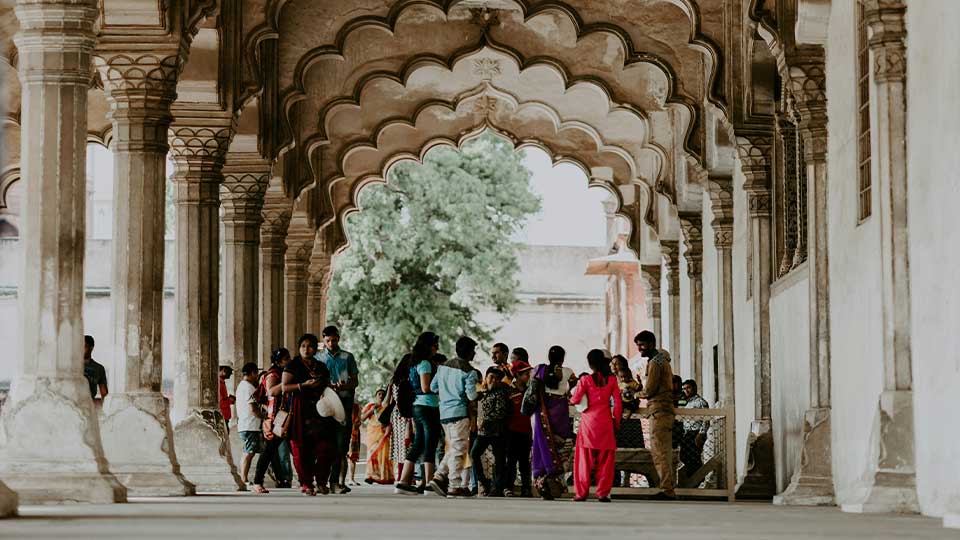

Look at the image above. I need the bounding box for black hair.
[270,347,290,366]
[493,343,509,355]
[683,379,698,394]
[587,348,613,385]
[673,375,683,386]
[511,347,529,363]
[321,325,340,337]
[391,353,414,385]
[412,332,439,361]
[485,366,504,377]
[84,335,94,347]
[612,354,629,373]
[455,336,477,359]
[242,362,259,376]
[299,333,319,348]
[634,330,656,346]
[547,345,565,366]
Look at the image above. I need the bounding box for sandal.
[252,485,269,494]
[300,485,316,496]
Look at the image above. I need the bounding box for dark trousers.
[471,433,506,492]
[503,430,532,492]
[253,435,285,485]
[329,399,354,485]
[406,405,441,464]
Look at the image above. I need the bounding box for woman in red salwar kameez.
[570,349,622,502]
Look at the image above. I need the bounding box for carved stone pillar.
[736,134,777,499]
[168,112,244,492]
[92,48,194,497]
[640,264,663,341]
[306,273,325,333]
[259,202,290,366]
[842,0,918,514]
[707,178,736,413]
[778,117,801,276]
[284,229,314,348]
[221,154,269,379]
[0,0,126,504]
[660,241,682,366]
[679,214,704,385]
[775,47,835,506]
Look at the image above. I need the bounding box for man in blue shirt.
[319,325,359,494]
[427,336,479,498]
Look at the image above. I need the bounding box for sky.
[514,146,608,246]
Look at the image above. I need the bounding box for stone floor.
[1,485,957,540]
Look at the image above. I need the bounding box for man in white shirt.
[235,362,264,485]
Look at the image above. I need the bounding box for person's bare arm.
[98,383,109,399]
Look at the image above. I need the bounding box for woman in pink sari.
[570,349,622,502]
[362,389,395,484]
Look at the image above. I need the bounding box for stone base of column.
[773,407,834,506]
[0,377,127,504]
[735,419,776,499]
[100,393,195,497]
[841,391,919,514]
[0,480,17,518]
[172,409,245,492]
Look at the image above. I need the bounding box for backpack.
[252,366,280,407]
[408,362,437,396]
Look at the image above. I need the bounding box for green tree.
[327,131,540,398]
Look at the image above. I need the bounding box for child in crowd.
[503,360,534,497]
[471,366,511,496]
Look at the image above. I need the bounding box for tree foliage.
[326,132,540,398]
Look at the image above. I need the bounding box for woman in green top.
[394,332,442,495]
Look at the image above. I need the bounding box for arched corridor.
[0,0,959,533]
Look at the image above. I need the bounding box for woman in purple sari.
[528,345,576,500]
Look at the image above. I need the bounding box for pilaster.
[259,202,290,366]
[736,134,777,500]
[168,110,245,492]
[776,47,835,506]
[842,0,918,514]
[93,48,194,497]
[0,0,126,504]
[679,213,703,386]
[660,240,682,364]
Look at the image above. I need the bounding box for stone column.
[679,213,704,387]
[258,203,290,366]
[168,112,245,492]
[777,117,801,276]
[92,49,195,496]
[306,273,325,333]
[640,264,663,340]
[0,0,126,504]
[661,240,682,366]
[707,178,736,408]
[775,47,835,506]
[221,154,269,378]
[736,134,777,499]
[284,228,314,348]
[843,0,919,514]
[0,480,15,518]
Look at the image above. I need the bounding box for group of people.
[85,324,704,502]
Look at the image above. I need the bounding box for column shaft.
[258,207,290,365]
[93,49,193,496]
[284,260,310,348]
[680,213,704,386]
[0,0,125,504]
[168,114,244,491]
[661,240,682,367]
[708,178,736,410]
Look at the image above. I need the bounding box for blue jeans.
[277,439,293,481]
[406,405,441,464]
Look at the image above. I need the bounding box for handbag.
[271,394,292,438]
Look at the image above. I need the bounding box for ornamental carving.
[735,134,773,185]
[747,190,773,218]
[707,177,735,221]
[873,46,906,83]
[473,58,502,80]
[680,214,703,279]
[169,126,234,162]
[713,228,734,249]
[94,52,180,99]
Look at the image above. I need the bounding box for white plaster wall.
[769,267,811,492]
[701,197,719,405]
[906,1,960,518]
[678,254,692,380]
[824,0,885,506]
[733,165,756,479]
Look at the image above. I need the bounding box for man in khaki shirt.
[636,331,676,500]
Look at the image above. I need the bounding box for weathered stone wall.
[769,267,811,492]
[823,0,886,507]
[906,1,960,519]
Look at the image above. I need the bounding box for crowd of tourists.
[83,325,705,501]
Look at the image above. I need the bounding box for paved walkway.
[1,485,957,540]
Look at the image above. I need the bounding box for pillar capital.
[864,1,906,83]
[660,240,681,296]
[640,263,661,295]
[746,186,773,219]
[261,206,292,244]
[735,131,774,189]
[708,177,735,248]
[679,213,704,278]
[13,0,99,85]
[221,154,271,227]
[168,111,235,183]
[785,46,828,163]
